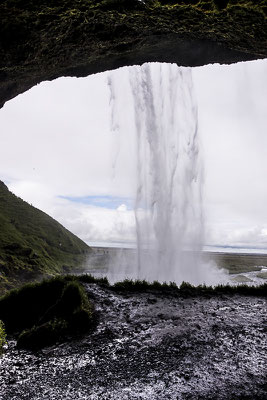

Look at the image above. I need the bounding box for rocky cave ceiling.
[0,0,266,108]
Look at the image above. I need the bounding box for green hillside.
[0,181,91,293]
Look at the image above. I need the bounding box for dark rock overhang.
[0,0,266,108]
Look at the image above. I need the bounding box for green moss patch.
[0,320,6,354]
[0,276,96,350]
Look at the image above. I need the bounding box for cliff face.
[0,0,266,108]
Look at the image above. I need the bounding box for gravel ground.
[0,284,266,400]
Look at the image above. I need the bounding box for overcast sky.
[1,59,267,249]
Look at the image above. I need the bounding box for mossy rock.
[0,277,96,350]
[0,0,266,108]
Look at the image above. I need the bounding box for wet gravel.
[0,284,266,399]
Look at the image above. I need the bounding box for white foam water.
[108,63,226,285]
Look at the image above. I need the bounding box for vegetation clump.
[0,320,6,354]
[112,277,267,297]
[0,276,96,350]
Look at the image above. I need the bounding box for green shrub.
[179,281,194,290]
[113,278,151,292]
[0,320,6,354]
[112,278,267,297]
[0,277,68,333]
[78,273,109,286]
[151,280,164,290]
[0,277,96,350]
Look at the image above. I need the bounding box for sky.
[1,59,267,250]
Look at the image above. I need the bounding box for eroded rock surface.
[0,283,266,399]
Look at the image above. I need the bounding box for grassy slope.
[0,181,91,293]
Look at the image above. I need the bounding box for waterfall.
[108,63,222,285]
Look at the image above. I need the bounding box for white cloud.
[117,204,128,212]
[50,200,136,245]
[193,59,267,249]
[7,179,136,245]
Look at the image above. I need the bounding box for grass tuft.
[112,277,267,296]
[78,274,110,286]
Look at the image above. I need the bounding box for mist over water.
[106,63,227,285]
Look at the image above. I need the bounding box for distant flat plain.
[203,251,267,274]
[88,247,267,275]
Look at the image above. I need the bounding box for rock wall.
[0,0,266,108]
